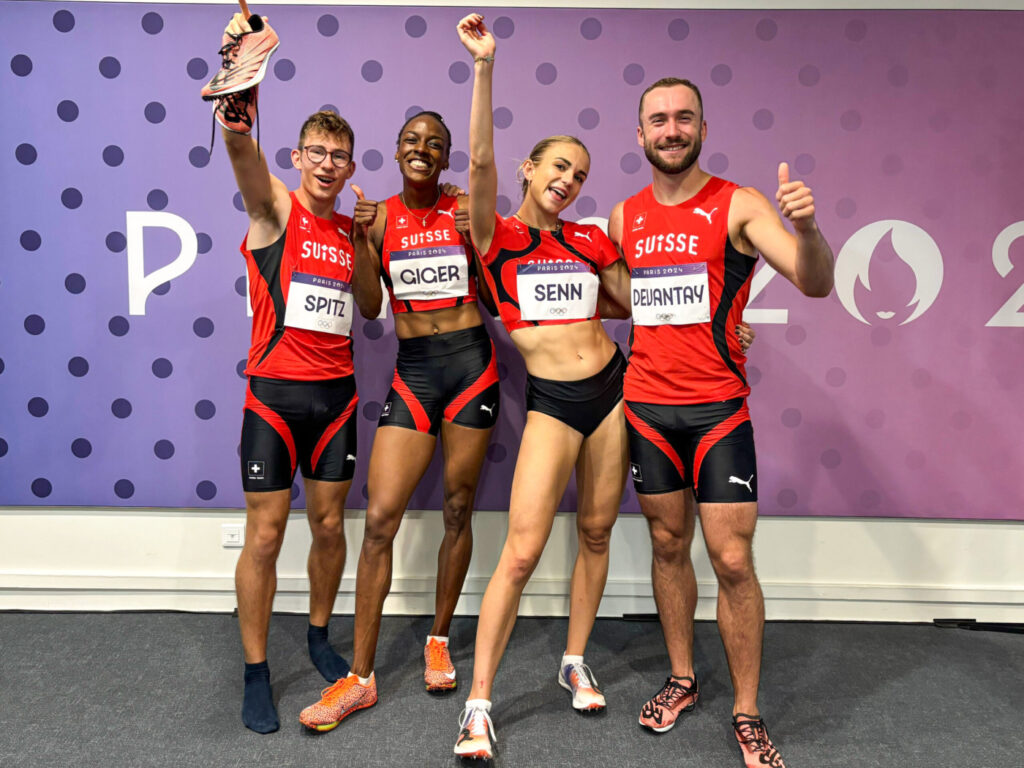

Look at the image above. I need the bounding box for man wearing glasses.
[204,12,369,733]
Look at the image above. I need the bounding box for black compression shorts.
[624,397,757,502]
[241,375,358,492]
[379,325,500,435]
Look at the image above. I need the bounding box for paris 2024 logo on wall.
[835,220,943,326]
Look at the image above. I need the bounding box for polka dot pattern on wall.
[492,17,514,39]
[11,54,33,76]
[16,143,37,165]
[668,19,690,41]
[623,64,644,86]
[2,4,1015,519]
[317,15,339,37]
[580,18,602,40]
[536,63,557,86]
[710,64,732,86]
[99,56,120,78]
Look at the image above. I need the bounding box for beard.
[643,133,702,175]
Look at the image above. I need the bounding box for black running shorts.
[526,347,626,437]
[241,375,358,492]
[379,325,500,435]
[624,397,757,502]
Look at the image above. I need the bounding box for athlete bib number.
[284,272,354,336]
[517,262,599,321]
[631,263,710,326]
[389,245,469,301]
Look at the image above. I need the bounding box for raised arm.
[734,162,834,298]
[457,13,498,255]
[215,13,290,248]
[349,185,385,319]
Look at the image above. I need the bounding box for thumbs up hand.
[350,184,377,240]
[776,162,816,233]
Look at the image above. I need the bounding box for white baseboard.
[1,509,1022,622]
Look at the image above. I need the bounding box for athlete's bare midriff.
[393,302,484,340]
[511,317,617,380]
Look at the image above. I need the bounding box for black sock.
[308,623,350,682]
[242,661,279,734]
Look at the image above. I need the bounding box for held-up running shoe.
[733,713,787,768]
[200,16,279,101]
[558,661,606,713]
[424,637,457,692]
[298,673,377,733]
[454,700,496,760]
[638,675,700,733]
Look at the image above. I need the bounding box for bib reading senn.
[516,262,599,321]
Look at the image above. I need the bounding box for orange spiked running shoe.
[200,17,279,101]
[299,674,377,732]
[424,637,457,692]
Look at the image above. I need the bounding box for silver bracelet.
[474,55,494,63]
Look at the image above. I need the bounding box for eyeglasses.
[301,145,352,169]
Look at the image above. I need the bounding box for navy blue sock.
[308,623,350,682]
[242,661,279,734]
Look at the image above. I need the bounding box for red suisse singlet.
[480,213,620,334]
[621,177,756,405]
[380,193,477,315]
[242,192,356,380]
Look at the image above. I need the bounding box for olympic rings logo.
[655,312,675,322]
[316,319,334,329]
[548,307,568,316]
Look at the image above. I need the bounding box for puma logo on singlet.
[728,474,754,493]
[573,230,593,242]
[437,208,456,220]
[479,403,495,416]
[694,207,718,224]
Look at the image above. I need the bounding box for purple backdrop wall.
[2,4,1022,518]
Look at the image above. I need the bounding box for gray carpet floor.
[0,612,1021,767]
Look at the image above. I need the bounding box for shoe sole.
[299,696,376,733]
[557,673,606,713]
[426,680,457,693]
[201,41,280,101]
[454,748,493,761]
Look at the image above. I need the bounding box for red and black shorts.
[624,397,757,503]
[379,325,500,435]
[241,375,358,492]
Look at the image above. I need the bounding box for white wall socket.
[221,523,244,548]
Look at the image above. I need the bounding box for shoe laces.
[565,662,598,691]
[735,717,783,766]
[217,32,245,68]
[655,676,694,707]
[427,639,450,669]
[459,704,496,743]
[319,675,357,706]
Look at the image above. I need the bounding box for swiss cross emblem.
[632,212,647,231]
[395,214,409,229]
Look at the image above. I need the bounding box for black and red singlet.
[479,213,620,335]
[380,193,477,315]
[620,177,755,405]
[242,192,356,380]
